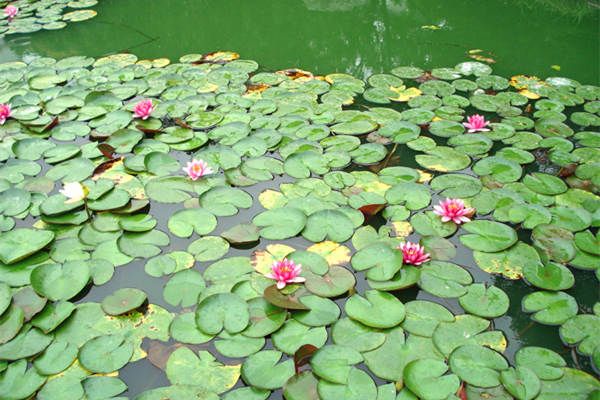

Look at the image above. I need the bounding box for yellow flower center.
[279,265,291,273]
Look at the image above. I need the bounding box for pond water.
[0,1,599,399]
[1,0,599,83]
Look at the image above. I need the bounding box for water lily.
[182,159,213,180]
[59,182,87,204]
[463,114,490,132]
[0,103,11,125]
[133,99,154,120]
[4,5,18,19]
[266,258,305,289]
[433,198,475,224]
[399,242,430,266]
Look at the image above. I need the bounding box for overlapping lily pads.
[0,0,100,38]
[0,51,598,399]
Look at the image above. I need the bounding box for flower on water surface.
[4,5,18,19]
[133,99,154,120]
[0,104,11,125]
[433,198,475,224]
[463,114,490,132]
[266,258,305,289]
[399,242,430,266]
[59,182,88,204]
[182,159,213,180]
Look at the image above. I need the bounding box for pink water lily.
[0,103,11,125]
[433,198,475,224]
[266,258,305,289]
[133,99,154,120]
[4,5,18,19]
[463,114,490,132]
[399,242,430,266]
[182,159,213,180]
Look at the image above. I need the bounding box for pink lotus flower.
[133,99,154,120]
[182,159,213,180]
[266,258,305,289]
[0,103,11,125]
[433,198,475,224]
[399,242,430,266]
[4,5,18,19]
[463,114,490,132]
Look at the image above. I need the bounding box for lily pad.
[101,288,147,315]
[0,229,54,264]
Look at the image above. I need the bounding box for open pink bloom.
[266,258,305,289]
[182,159,213,180]
[463,114,490,132]
[0,103,11,125]
[133,99,154,120]
[4,5,18,19]
[433,198,475,224]
[399,242,430,266]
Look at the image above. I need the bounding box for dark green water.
[1,0,599,83]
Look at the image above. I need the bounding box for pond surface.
[1,0,599,82]
[0,1,599,399]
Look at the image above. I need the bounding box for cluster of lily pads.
[0,50,598,400]
[0,0,99,37]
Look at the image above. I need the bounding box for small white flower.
[59,182,87,204]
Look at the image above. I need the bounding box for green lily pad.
[404,358,460,400]
[196,293,249,335]
[304,266,356,297]
[523,261,574,290]
[167,208,217,238]
[200,187,252,216]
[272,320,328,355]
[449,344,509,388]
[31,261,90,301]
[537,368,600,400]
[460,221,517,252]
[522,291,578,325]
[515,346,566,380]
[164,269,205,307]
[101,288,147,315]
[0,229,54,264]
[345,290,405,328]
[459,284,510,318]
[0,360,46,400]
[78,334,134,373]
[252,207,307,240]
[302,209,355,243]
[416,146,471,172]
[292,295,340,327]
[283,371,319,400]
[32,340,78,375]
[500,366,541,400]
[419,261,473,298]
[165,348,240,393]
[402,300,454,337]
[559,314,600,356]
[241,350,294,390]
[351,242,403,281]
[331,317,385,352]
[317,367,377,400]
[532,224,577,263]
[310,344,363,384]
